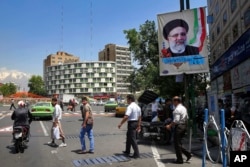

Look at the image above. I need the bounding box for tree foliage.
[28,75,46,96]
[124,20,184,98]
[0,83,17,96]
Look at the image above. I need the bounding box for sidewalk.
[182,132,226,167]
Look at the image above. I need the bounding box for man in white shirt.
[166,96,192,164]
[48,97,67,147]
[118,95,141,158]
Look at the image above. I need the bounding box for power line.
[90,0,93,60]
[60,1,64,51]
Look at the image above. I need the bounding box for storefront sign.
[211,28,250,79]
[231,58,250,89]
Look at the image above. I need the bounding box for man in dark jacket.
[11,101,32,142]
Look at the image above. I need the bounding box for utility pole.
[179,0,196,137]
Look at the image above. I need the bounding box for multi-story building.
[43,51,80,83]
[207,0,250,107]
[99,44,133,96]
[45,61,116,99]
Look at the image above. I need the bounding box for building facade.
[207,0,250,110]
[43,51,80,83]
[45,61,116,99]
[99,44,133,96]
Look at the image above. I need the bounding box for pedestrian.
[118,94,141,159]
[59,99,64,111]
[151,100,159,121]
[78,96,94,154]
[48,97,67,147]
[166,96,192,164]
[162,98,174,144]
[9,99,16,110]
[72,98,76,112]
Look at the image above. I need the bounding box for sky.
[0,0,207,76]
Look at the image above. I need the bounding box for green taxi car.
[31,102,54,119]
[104,101,118,112]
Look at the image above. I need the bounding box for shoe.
[59,143,67,147]
[48,141,57,147]
[77,150,88,154]
[88,150,94,154]
[186,154,192,162]
[122,151,130,155]
[172,160,184,164]
[129,155,140,159]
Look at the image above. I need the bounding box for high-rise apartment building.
[99,44,133,96]
[207,0,250,107]
[43,51,80,81]
[45,61,116,99]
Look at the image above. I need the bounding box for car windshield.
[35,102,51,107]
[118,103,127,107]
[106,101,116,104]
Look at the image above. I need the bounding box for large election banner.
[157,7,209,76]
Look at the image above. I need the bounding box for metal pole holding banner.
[202,108,209,167]
[220,109,227,167]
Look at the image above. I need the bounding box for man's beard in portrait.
[169,40,186,54]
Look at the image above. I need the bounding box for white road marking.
[151,141,165,167]
[0,126,13,132]
[39,121,49,136]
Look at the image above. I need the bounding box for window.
[232,23,239,39]
[224,34,229,49]
[212,33,214,42]
[231,0,237,13]
[217,25,220,35]
[244,8,250,27]
[215,2,219,15]
[223,11,227,25]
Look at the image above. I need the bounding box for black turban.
[163,19,189,39]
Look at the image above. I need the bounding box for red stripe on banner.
[199,8,206,52]
[237,132,246,151]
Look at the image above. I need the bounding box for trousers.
[79,124,94,151]
[125,121,139,156]
[173,124,191,162]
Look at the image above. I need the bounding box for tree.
[0,83,17,96]
[124,20,184,97]
[28,75,46,96]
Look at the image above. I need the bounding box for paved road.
[0,105,223,167]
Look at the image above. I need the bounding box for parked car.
[104,101,118,112]
[97,100,104,106]
[115,103,128,117]
[31,102,54,120]
[89,99,97,106]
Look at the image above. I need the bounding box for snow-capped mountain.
[0,68,31,91]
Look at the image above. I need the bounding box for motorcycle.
[13,126,29,153]
[138,121,170,145]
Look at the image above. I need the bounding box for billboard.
[157,7,209,76]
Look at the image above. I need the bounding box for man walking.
[48,97,67,147]
[118,94,141,158]
[78,96,94,154]
[10,99,16,110]
[166,96,192,164]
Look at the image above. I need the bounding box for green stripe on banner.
[189,8,199,45]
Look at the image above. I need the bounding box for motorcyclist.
[11,100,32,142]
